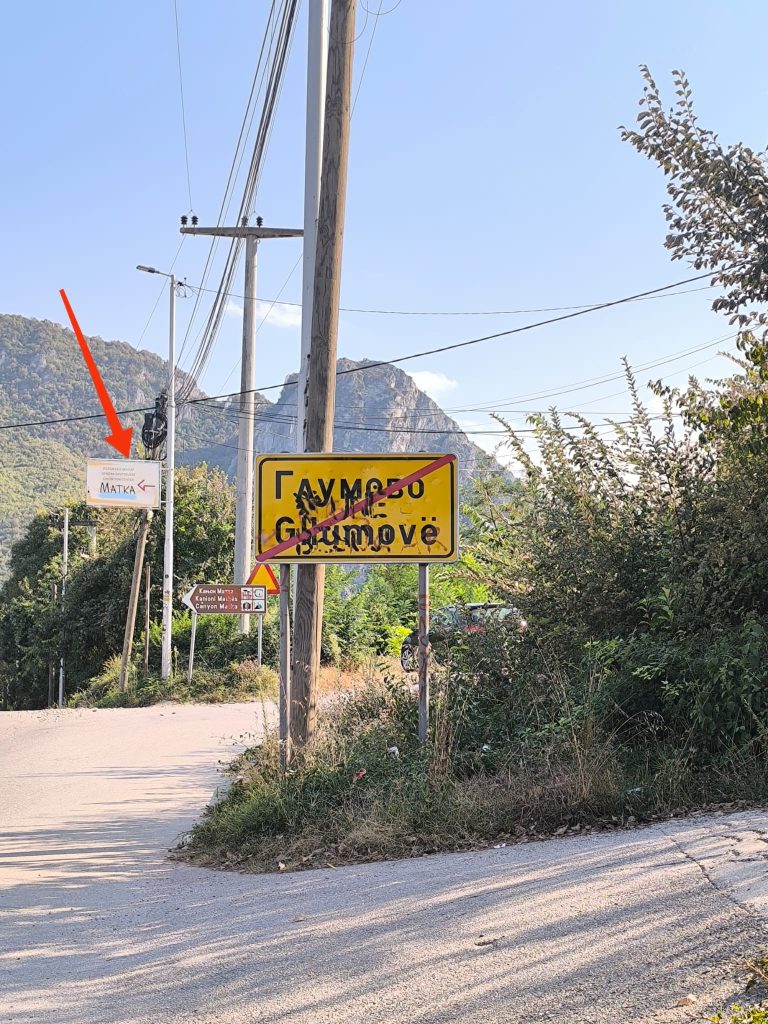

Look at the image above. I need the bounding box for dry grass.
[181,679,631,874]
[180,655,768,875]
[316,656,401,695]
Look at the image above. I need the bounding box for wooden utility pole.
[58,508,69,708]
[292,0,356,747]
[119,510,153,693]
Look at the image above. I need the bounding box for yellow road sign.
[251,453,458,566]
[249,562,280,594]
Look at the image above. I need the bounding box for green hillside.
[0,315,232,576]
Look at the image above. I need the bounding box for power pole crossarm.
[180,226,302,239]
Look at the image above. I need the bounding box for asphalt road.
[2,704,767,1024]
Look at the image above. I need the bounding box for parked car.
[399,603,527,671]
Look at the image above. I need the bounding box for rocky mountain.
[0,314,493,577]
[181,358,484,480]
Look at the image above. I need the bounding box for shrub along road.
[2,705,768,1023]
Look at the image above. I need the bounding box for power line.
[136,237,186,349]
[185,270,720,409]
[178,347,728,439]
[362,0,404,14]
[214,3,391,393]
[453,333,736,411]
[174,0,279,371]
[177,0,300,400]
[176,412,650,448]
[193,334,733,425]
[206,268,719,414]
[352,0,383,114]
[184,281,715,318]
[530,351,729,413]
[0,278,732,435]
[173,0,193,211]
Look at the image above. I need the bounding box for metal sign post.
[418,564,430,745]
[257,617,263,667]
[188,610,198,685]
[279,565,292,769]
[182,586,267,682]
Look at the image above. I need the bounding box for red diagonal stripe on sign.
[248,453,456,579]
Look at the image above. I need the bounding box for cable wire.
[186,269,721,411]
[1,276,731,435]
[214,0,391,393]
[181,281,716,317]
[173,0,193,211]
[136,236,186,349]
[177,0,299,401]
[174,0,279,371]
[352,0,383,113]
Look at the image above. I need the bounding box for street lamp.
[136,264,180,680]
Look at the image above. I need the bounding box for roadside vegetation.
[713,956,768,1023]
[183,69,768,872]
[68,654,278,708]
[184,354,768,870]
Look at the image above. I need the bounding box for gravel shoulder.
[1,705,767,1023]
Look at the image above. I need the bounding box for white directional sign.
[86,459,162,509]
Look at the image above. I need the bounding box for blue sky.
[1,0,764,452]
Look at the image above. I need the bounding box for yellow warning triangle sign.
[248,562,280,594]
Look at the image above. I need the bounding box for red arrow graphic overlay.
[248,453,455,580]
[59,289,133,458]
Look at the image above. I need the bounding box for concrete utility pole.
[137,266,179,679]
[58,508,69,708]
[237,234,258,634]
[297,0,329,449]
[180,222,302,633]
[164,277,177,677]
[292,0,356,747]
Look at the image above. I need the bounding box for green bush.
[711,1006,768,1024]
[579,620,768,750]
[69,659,277,708]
